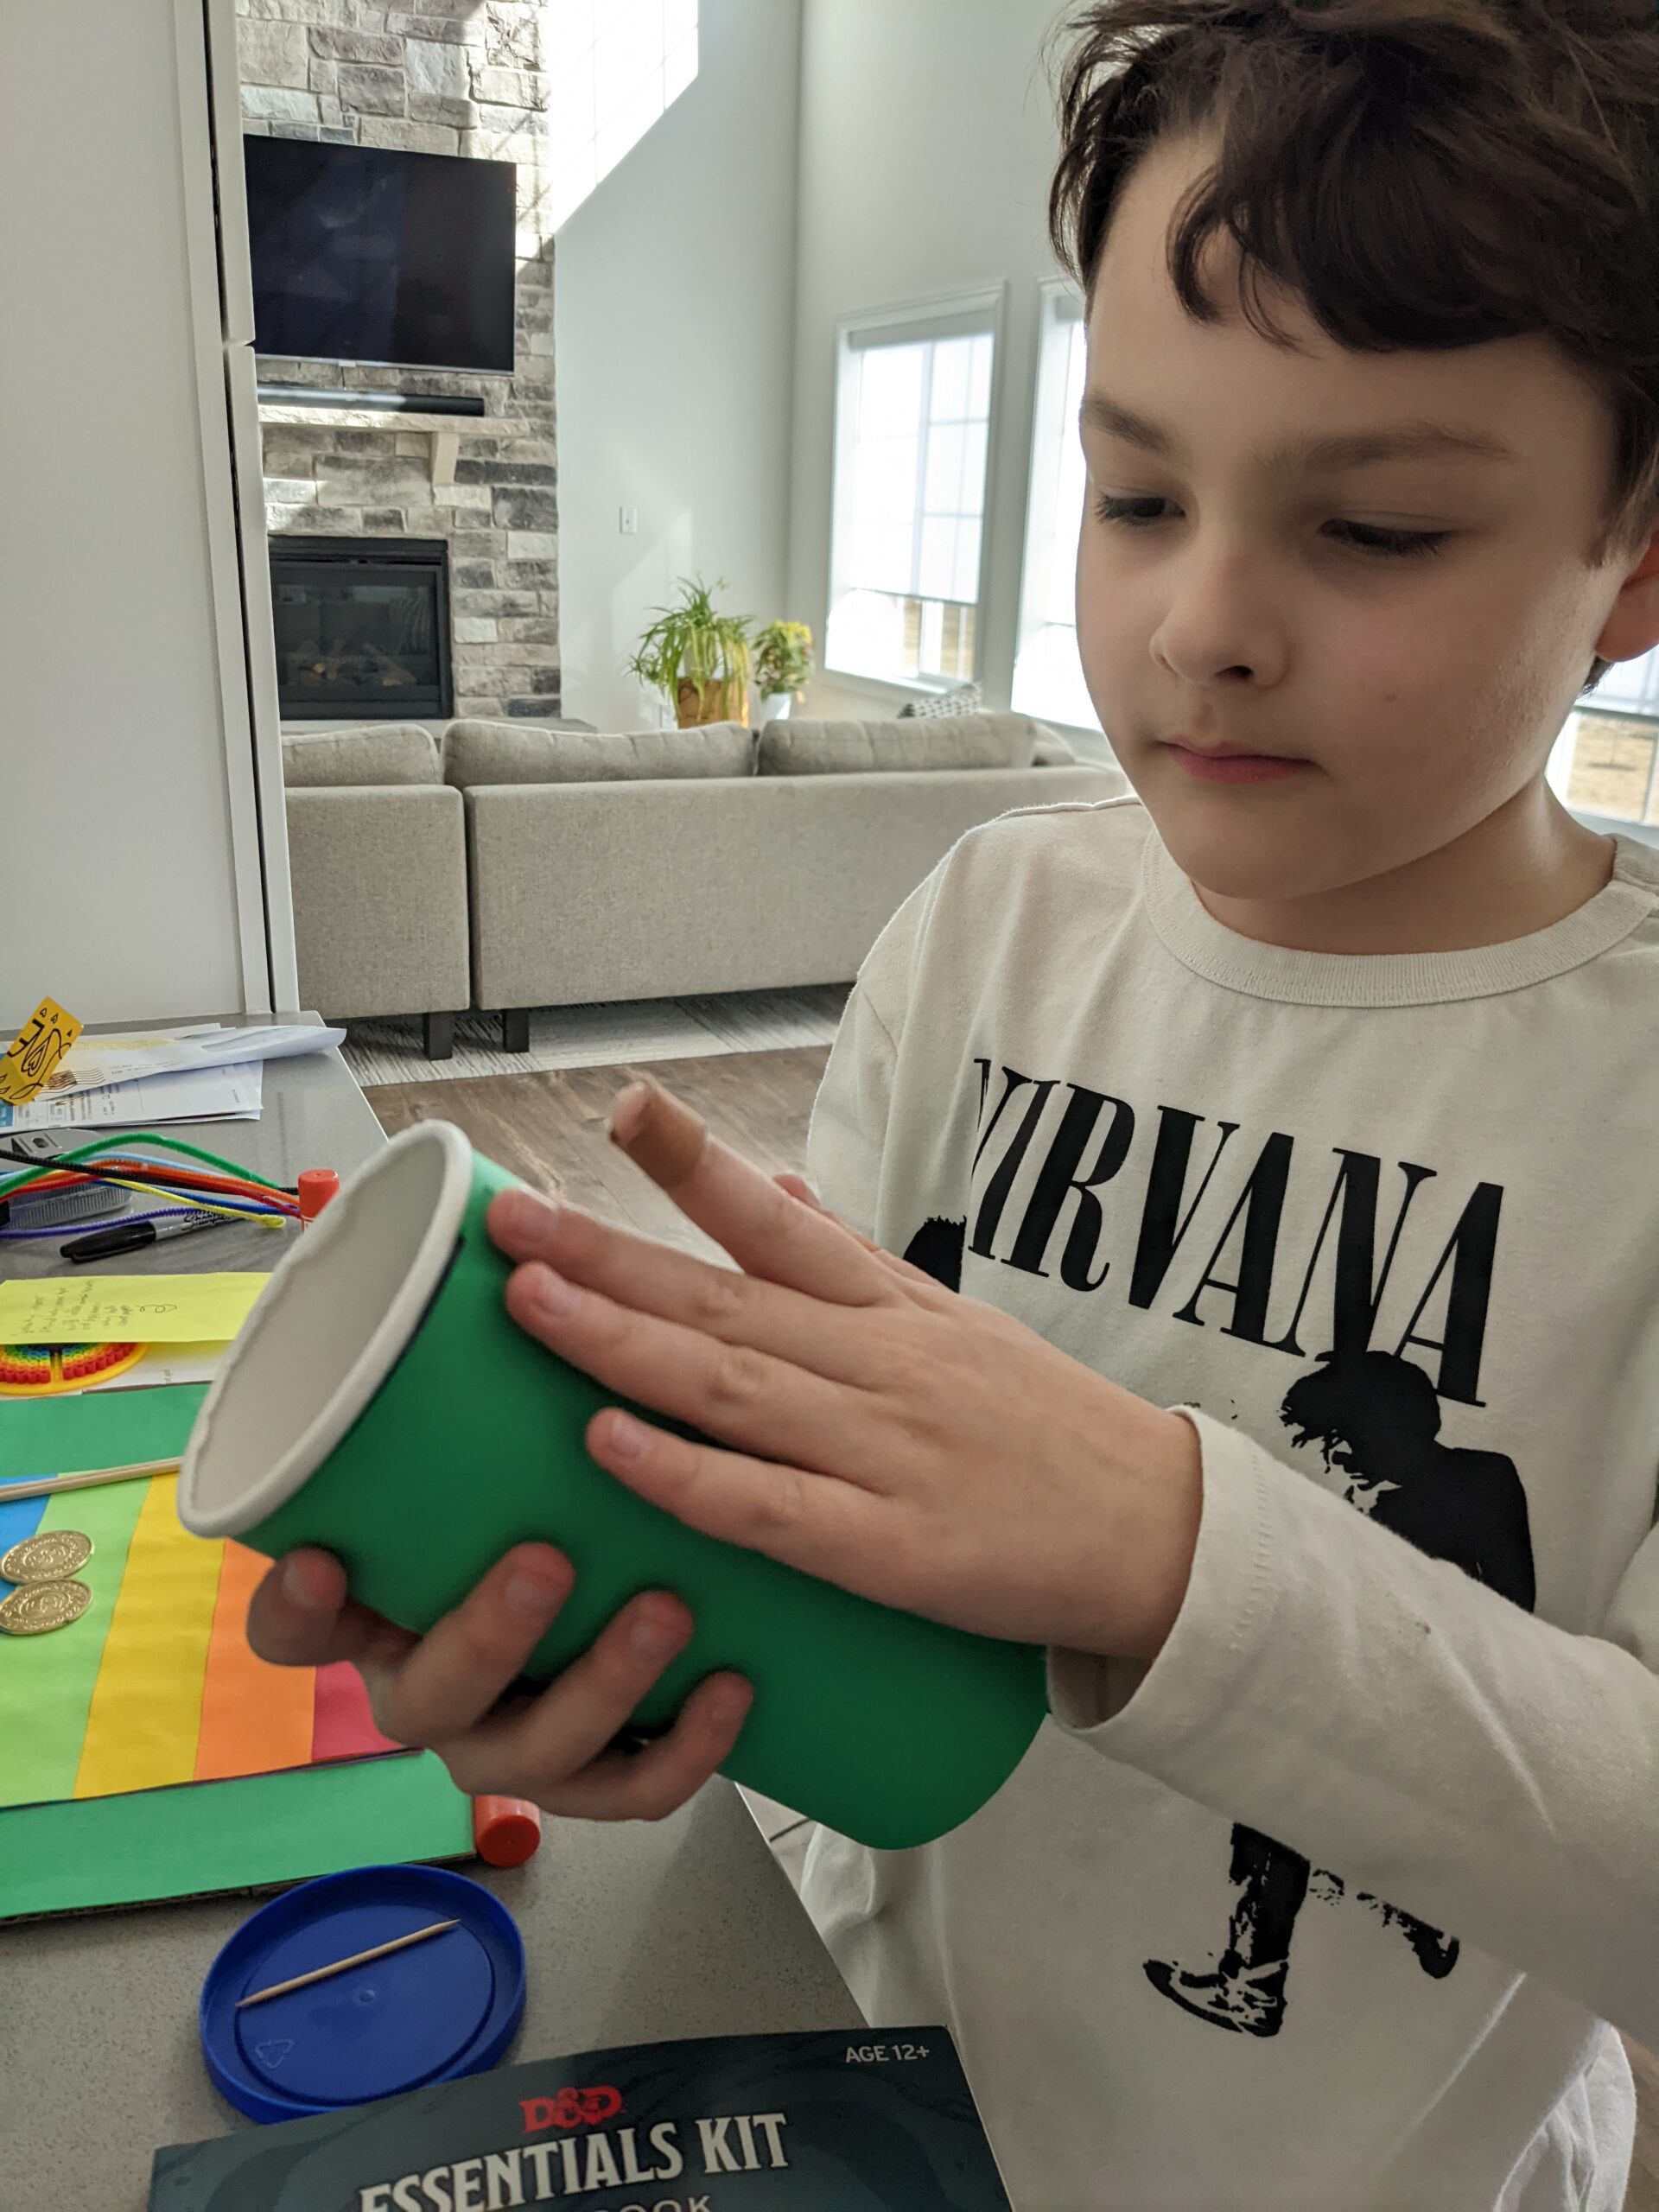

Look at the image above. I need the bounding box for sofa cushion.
[1032,729,1080,766]
[281,723,442,787]
[442,718,753,787]
[756,712,1044,777]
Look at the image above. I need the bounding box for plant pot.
[760,691,792,723]
[177,1123,1047,1850]
[675,675,748,728]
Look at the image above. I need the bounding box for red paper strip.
[311,1660,401,1763]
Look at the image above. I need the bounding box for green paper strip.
[0,1475,150,1807]
[0,1382,208,1480]
[0,1750,471,1921]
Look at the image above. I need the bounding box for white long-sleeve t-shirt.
[798,795,1659,2212]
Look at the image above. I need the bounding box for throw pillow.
[442,718,754,787]
[280,724,442,787]
[896,678,985,720]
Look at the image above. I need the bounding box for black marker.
[61,1213,239,1264]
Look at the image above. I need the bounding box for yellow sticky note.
[0,1274,266,1344]
[0,996,83,1105]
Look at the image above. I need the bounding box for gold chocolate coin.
[0,1578,92,1636]
[1,1529,93,1584]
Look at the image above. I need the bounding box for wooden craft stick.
[236,1919,461,2010]
[0,1457,181,1503]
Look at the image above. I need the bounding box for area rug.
[342,984,848,1087]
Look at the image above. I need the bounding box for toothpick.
[0,1457,180,1503]
[236,1919,461,2010]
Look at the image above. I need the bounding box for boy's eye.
[1088,493,1451,563]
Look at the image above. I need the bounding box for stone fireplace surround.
[237,0,562,720]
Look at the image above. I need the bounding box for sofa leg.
[423,1013,456,1061]
[501,1010,530,1053]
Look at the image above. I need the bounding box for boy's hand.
[487,1080,1203,1665]
[245,1542,753,1819]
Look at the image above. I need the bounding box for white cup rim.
[177,1120,474,1539]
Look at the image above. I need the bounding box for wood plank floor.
[367,1043,832,1268]
[369,1046,1659,2209]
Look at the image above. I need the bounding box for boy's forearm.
[1073,1406,1205,1665]
[1053,1412,1659,2047]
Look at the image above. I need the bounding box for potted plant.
[626,576,754,728]
[752,619,816,722]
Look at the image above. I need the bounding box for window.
[1548,649,1659,828]
[537,0,698,239]
[825,293,1001,689]
[1012,282,1097,733]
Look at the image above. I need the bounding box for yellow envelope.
[0,1274,266,1344]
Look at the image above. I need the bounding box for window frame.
[823,283,1007,698]
[1552,700,1659,849]
[1009,275,1102,743]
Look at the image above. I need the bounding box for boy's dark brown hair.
[1046,0,1659,690]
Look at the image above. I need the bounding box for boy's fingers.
[607,1078,887,1304]
[773,1169,957,1300]
[364,1544,575,1748]
[246,1549,413,1675]
[438,1594,728,1801]
[489,1194,886,1389]
[529,1674,753,1823]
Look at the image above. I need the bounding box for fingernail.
[630,1606,683,1660]
[607,1080,652,1147]
[282,1556,323,1611]
[606,1411,650,1463]
[715,1682,753,1729]
[527,1263,579,1319]
[608,1077,705,1191]
[505,1567,563,1623]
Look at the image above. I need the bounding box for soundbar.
[257,385,487,418]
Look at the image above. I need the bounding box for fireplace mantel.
[257,403,533,489]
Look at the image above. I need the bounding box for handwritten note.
[0,1274,266,1345]
[0,997,82,1105]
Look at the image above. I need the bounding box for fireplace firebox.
[269,537,453,720]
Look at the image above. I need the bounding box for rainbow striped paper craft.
[0,1386,400,1811]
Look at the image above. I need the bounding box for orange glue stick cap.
[297,1168,340,1224]
[474,1796,543,1868]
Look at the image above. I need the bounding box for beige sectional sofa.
[281,712,1124,1058]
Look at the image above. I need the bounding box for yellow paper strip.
[0,1274,264,1345]
[74,1474,225,1799]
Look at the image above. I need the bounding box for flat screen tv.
[244,135,517,374]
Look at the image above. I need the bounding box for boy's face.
[1077,132,1659,909]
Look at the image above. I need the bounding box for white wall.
[0,0,273,1030]
[553,0,804,734]
[786,0,1094,740]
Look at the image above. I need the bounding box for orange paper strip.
[194,1541,318,1783]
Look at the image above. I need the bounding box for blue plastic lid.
[200,1865,526,2124]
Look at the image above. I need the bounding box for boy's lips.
[1163,739,1309,786]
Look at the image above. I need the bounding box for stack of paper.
[0,1024,344,1133]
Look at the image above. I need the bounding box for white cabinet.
[0,0,295,1029]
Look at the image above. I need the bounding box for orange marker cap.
[473,1796,543,1868]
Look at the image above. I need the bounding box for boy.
[251,2,1659,2202]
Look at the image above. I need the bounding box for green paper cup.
[177,1123,1046,1849]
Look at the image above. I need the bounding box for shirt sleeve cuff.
[1047,1408,1278,1749]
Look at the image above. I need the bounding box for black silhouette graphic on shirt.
[897,1212,1536,2041]
[1143,1348,1534,2037]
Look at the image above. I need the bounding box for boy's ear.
[1592,523,1659,668]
